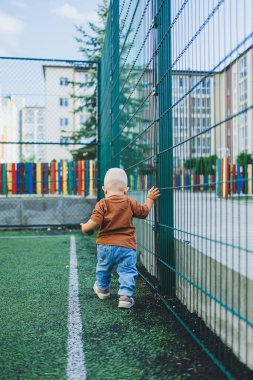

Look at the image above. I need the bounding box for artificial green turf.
[0,235,70,379]
[0,231,227,379]
[77,235,226,380]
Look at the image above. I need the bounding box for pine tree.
[69,0,108,160]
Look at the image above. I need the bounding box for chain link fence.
[99,0,253,378]
[0,57,98,228]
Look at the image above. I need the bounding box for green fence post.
[111,0,120,167]
[157,0,175,297]
[97,61,102,200]
[100,4,112,186]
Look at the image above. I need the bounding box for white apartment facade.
[43,66,90,161]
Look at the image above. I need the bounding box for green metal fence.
[0,57,98,228]
[99,0,253,378]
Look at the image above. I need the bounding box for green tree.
[70,1,151,173]
[119,66,152,175]
[236,152,253,166]
[69,0,108,160]
[184,157,197,171]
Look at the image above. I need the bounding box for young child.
[80,168,159,309]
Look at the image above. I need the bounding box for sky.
[0,0,101,59]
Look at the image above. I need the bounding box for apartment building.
[20,106,45,162]
[172,71,212,167]
[43,65,90,161]
[135,69,212,170]
[211,46,253,162]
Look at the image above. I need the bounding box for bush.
[236,152,253,166]
[183,155,217,175]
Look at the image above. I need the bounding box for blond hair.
[104,168,128,190]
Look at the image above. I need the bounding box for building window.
[239,56,247,79]
[173,77,179,92]
[238,104,247,126]
[25,110,34,123]
[192,76,201,94]
[192,97,201,113]
[179,76,188,93]
[195,117,201,127]
[192,76,210,95]
[202,78,210,94]
[59,77,69,86]
[59,98,69,107]
[239,79,247,102]
[60,118,69,127]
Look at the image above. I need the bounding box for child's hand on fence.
[147,186,160,200]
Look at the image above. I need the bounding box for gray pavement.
[174,192,253,279]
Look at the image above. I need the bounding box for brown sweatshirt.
[90,195,149,250]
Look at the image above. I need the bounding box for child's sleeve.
[130,198,149,219]
[90,200,106,226]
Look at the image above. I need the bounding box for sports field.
[0,230,226,379]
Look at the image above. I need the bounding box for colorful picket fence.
[173,173,216,192]
[128,173,154,191]
[2,159,251,198]
[216,158,253,199]
[0,160,96,196]
[172,159,253,198]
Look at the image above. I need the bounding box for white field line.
[67,235,86,380]
[0,235,70,239]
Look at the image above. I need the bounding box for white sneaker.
[93,282,110,300]
[118,297,135,309]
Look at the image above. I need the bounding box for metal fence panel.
[100,0,253,378]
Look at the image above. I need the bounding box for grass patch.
[0,234,70,379]
[77,235,226,380]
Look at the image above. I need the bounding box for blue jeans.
[96,245,138,297]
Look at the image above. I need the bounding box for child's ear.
[102,186,107,194]
[124,187,129,194]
